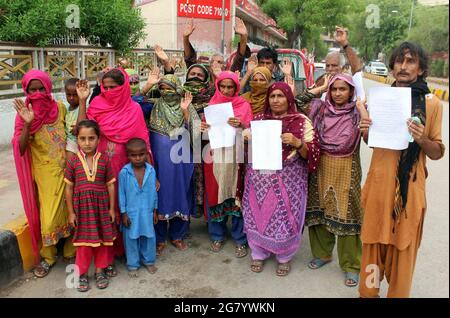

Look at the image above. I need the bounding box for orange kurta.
[361,94,445,250]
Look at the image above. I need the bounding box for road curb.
[0,216,34,287]
[0,229,23,287]
[363,73,449,102]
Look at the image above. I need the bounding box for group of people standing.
[11,20,444,298]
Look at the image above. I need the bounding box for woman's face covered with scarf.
[186,66,207,83]
[27,79,46,94]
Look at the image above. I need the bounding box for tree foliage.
[257,0,352,48]
[348,0,448,63]
[408,4,449,53]
[0,0,146,53]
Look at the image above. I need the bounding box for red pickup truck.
[225,48,315,93]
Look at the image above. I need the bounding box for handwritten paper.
[204,102,236,149]
[251,120,283,170]
[368,87,411,150]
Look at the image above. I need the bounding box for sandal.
[308,258,332,270]
[235,244,248,258]
[210,240,224,253]
[128,269,139,278]
[250,260,264,273]
[95,271,109,289]
[33,260,53,278]
[171,239,188,251]
[156,242,166,256]
[104,265,117,277]
[145,264,158,274]
[77,274,90,292]
[345,272,360,287]
[276,262,291,277]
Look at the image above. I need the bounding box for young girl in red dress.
[64,120,116,292]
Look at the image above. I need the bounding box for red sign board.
[178,0,230,21]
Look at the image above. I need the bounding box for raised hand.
[13,99,34,124]
[335,26,349,47]
[285,75,295,95]
[280,57,293,76]
[154,44,169,63]
[76,79,90,101]
[234,17,248,37]
[184,19,196,38]
[147,67,160,87]
[247,54,258,74]
[211,60,222,78]
[181,92,193,110]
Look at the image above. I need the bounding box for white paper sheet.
[204,102,236,149]
[251,120,283,170]
[368,87,411,150]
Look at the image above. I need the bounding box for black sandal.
[95,272,109,289]
[33,260,53,278]
[77,274,90,292]
[104,265,117,277]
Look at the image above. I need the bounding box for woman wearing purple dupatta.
[302,74,368,287]
[241,82,320,276]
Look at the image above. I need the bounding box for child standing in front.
[64,120,116,292]
[64,78,80,161]
[119,138,158,278]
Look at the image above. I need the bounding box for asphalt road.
[0,78,448,298]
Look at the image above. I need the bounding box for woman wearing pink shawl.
[241,82,320,276]
[301,74,369,287]
[12,69,75,277]
[76,68,151,276]
[201,71,253,258]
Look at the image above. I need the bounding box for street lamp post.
[221,0,226,54]
[408,0,415,36]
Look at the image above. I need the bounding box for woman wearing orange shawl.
[241,66,272,115]
[77,68,152,276]
[12,70,75,277]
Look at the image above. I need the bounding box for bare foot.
[145,265,158,274]
[128,269,139,278]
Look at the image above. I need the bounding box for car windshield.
[372,62,386,67]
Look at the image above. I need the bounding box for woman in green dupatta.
[149,74,199,255]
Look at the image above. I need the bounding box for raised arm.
[230,17,251,72]
[154,44,173,74]
[335,26,363,75]
[75,80,90,131]
[183,19,197,69]
[13,99,34,156]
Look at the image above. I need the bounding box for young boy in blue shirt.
[119,138,158,277]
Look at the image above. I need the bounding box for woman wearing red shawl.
[301,74,368,287]
[12,70,75,277]
[76,68,151,276]
[201,71,253,258]
[241,82,320,276]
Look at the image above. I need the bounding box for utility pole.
[408,0,415,37]
[221,0,226,55]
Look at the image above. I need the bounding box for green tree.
[257,0,352,48]
[0,0,146,53]
[408,4,449,53]
[348,0,410,62]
